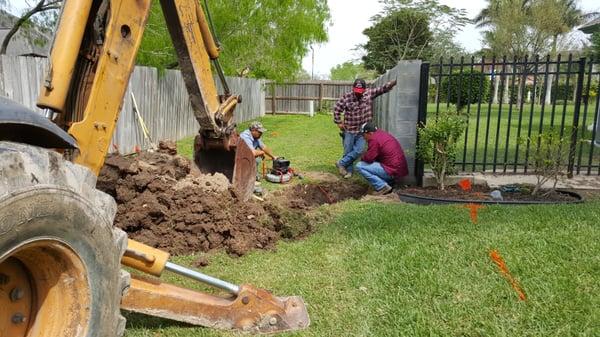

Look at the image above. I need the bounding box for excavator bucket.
[194,133,256,201]
[122,275,310,334]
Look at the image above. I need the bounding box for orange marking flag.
[463,203,484,224]
[489,249,527,301]
[458,178,472,191]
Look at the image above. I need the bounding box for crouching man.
[239,121,276,180]
[356,122,408,195]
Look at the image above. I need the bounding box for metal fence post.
[270,82,276,114]
[318,83,324,112]
[567,57,586,177]
[416,62,430,186]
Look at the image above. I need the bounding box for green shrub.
[589,81,598,99]
[439,70,491,110]
[520,128,570,196]
[417,106,467,190]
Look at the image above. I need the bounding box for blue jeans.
[356,161,393,191]
[338,132,366,173]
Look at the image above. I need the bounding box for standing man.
[334,78,397,178]
[356,122,408,195]
[239,121,276,180]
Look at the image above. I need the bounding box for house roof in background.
[0,9,49,57]
[580,17,600,34]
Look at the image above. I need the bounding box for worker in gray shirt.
[239,121,276,180]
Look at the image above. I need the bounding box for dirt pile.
[98,141,285,256]
[97,141,369,257]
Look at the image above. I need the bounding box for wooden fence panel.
[0,55,264,154]
[265,81,354,114]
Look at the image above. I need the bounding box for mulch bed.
[399,184,580,203]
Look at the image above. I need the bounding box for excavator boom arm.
[36,0,239,175]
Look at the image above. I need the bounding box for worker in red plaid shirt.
[333,78,397,178]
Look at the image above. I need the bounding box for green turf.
[177,113,343,174]
[123,114,600,336]
[124,200,600,336]
[429,103,600,173]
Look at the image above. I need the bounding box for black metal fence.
[421,55,600,175]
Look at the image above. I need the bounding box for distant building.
[579,17,600,147]
[579,17,600,34]
[0,9,50,57]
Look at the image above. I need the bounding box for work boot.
[373,184,392,196]
[343,172,352,179]
[335,162,348,176]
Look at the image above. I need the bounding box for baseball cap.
[249,121,267,133]
[352,78,366,94]
[360,122,377,134]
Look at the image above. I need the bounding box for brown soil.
[275,182,369,210]
[399,184,579,202]
[97,141,369,257]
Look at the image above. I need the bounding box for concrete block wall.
[372,60,422,184]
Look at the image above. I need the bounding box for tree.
[537,0,598,104]
[439,70,491,110]
[362,9,432,74]
[590,32,600,57]
[329,61,377,81]
[138,0,330,81]
[379,0,469,61]
[475,1,598,104]
[0,0,60,55]
[475,0,551,57]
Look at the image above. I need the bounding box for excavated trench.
[97,141,368,257]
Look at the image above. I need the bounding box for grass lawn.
[178,114,344,175]
[124,114,599,337]
[428,103,600,173]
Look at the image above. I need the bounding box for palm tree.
[475,0,599,105]
[541,0,598,104]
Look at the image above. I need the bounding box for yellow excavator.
[0,0,308,336]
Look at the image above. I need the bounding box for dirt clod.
[193,256,210,268]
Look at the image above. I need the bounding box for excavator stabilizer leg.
[122,275,310,334]
[194,133,256,201]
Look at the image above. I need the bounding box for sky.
[302,0,600,78]
[6,0,600,78]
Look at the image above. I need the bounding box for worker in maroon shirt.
[356,122,408,195]
[334,78,396,178]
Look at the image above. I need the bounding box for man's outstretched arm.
[260,145,276,159]
[370,80,397,98]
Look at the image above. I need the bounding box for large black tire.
[0,141,130,337]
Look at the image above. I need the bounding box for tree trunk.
[439,162,446,191]
[493,74,500,104]
[503,74,510,104]
[545,73,554,105]
[544,37,559,106]
[517,73,525,106]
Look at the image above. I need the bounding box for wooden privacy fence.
[265,80,356,114]
[0,55,265,154]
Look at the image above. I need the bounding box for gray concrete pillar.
[372,60,422,185]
